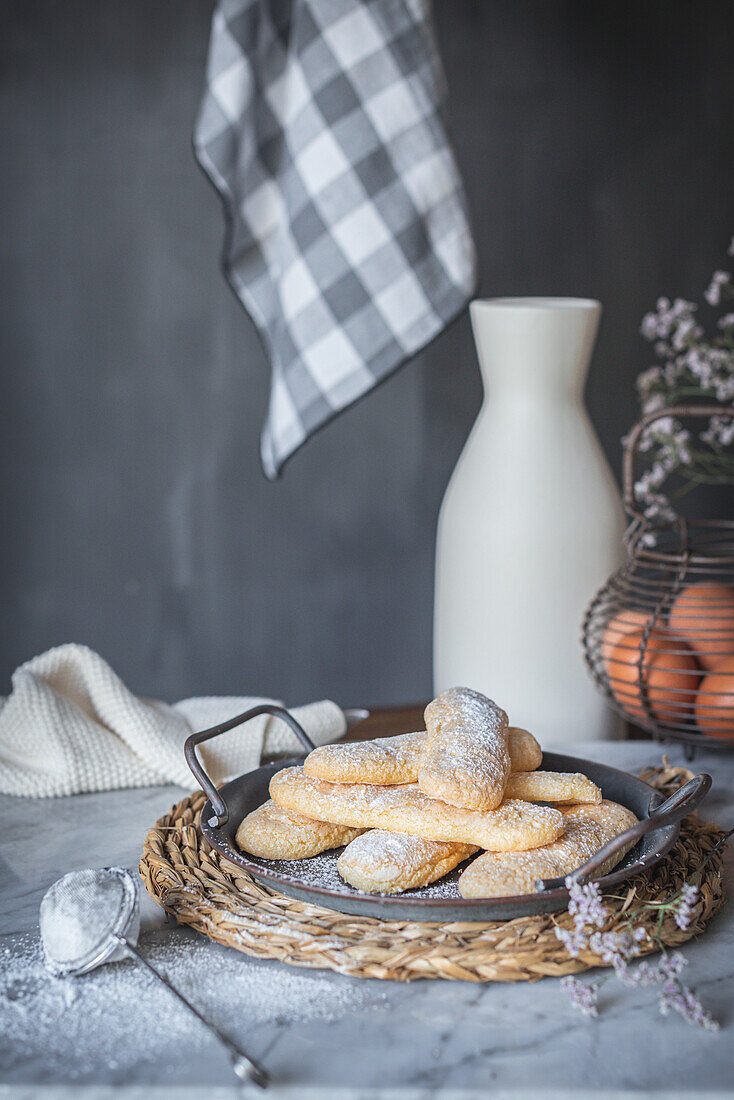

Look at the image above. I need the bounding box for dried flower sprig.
[629,238,734,542]
[555,825,733,1030]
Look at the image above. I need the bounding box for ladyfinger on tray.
[458,800,638,898]
[236,799,363,860]
[337,830,477,894]
[504,770,601,804]
[419,687,510,811]
[305,730,428,786]
[269,766,564,851]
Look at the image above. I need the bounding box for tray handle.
[535,772,711,893]
[184,704,317,828]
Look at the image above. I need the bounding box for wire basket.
[583,405,734,757]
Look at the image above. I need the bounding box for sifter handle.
[117,936,268,1088]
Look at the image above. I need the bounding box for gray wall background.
[1,1,733,706]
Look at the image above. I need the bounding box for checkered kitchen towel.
[195,0,476,478]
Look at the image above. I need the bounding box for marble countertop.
[1,740,733,1099]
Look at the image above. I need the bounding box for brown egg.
[600,609,653,664]
[695,657,734,738]
[668,583,734,671]
[607,629,700,723]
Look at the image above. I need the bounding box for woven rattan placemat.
[139,764,727,983]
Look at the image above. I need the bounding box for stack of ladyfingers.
[236,687,637,897]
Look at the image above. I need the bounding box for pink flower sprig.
[674,883,699,931]
[560,975,599,1017]
[659,982,719,1031]
[629,237,734,541]
[553,823,734,1033]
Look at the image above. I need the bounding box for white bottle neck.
[469,297,601,403]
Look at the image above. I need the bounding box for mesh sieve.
[40,867,139,976]
[38,866,268,1088]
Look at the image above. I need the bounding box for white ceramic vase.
[434,298,624,743]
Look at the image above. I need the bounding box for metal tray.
[184,705,704,922]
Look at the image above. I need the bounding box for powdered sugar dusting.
[0,927,382,1082]
[258,851,352,892]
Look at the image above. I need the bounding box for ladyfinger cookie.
[337,831,477,894]
[305,730,427,785]
[419,687,510,811]
[458,800,638,898]
[235,799,363,860]
[269,766,564,851]
[504,770,601,804]
[304,726,542,786]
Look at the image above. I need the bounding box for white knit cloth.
[0,645,346,797]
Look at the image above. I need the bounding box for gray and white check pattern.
[195,0,476,478]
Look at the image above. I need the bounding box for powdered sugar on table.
[0,927,384,1083]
